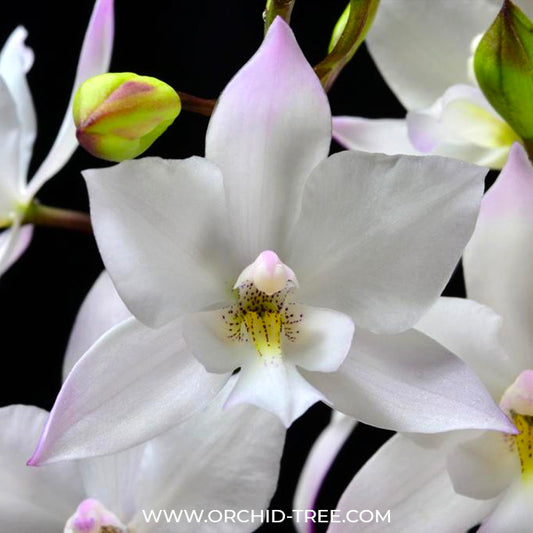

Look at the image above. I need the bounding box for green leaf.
[474,0,533,147]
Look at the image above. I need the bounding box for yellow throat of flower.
[511,411,533,481]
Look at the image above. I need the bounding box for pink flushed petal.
[205,17,331,263]
[27,0,114,198]
[480,143,533,220]
[500,370,533,417]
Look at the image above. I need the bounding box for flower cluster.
[1,1,532,532]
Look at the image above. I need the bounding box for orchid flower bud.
[73,72,181,162]
[474,0,533,152]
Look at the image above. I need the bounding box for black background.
[0,1,466,531]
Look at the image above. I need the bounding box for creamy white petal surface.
[289,150,485,333]
[0,26,36,183]
[464,143,533,370]
[29,318,229,464]
[447,431,520,500]
[332,117,419,156]
[63,271,130,379]
[366,0,500,109]
[328,434,496,533]
[0,406,83,532]
[303,328,513,433]
[205,16,331,264]
[415,297,517,398]
[84,157,236,328]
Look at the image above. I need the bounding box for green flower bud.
[474,0,533,148]
[73,72,181,162]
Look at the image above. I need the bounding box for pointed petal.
[328,434,496,533]
[0,405,84,532]
[84,157,236,328]
[29,318,229,464]
[0,77,24,205]
[332,117,420,156]
[27,0,114,197]
[63,272,130,379]
[366,0,500,108]
[415,297,517,398]
[0,222,33,277]
[289,150,486,334]
[226,361,324,428]
[464,143,533,370]
[130,377,285,533]
[205,17,331,264]
[304,328,515,433]
[293,411,356,532]
[0,26,36,183]
[479,480,533,533]
[447,431,520,500]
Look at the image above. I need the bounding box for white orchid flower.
[332,0,533,169]
[0,272,285,533]
[300,143,533,532]
[0,0,114,276]
[29,17,514,466]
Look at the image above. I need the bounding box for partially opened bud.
[73,72,181,162]
[474,1,533,150]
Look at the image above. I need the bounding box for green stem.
[23,203,92,234]
[314,0,380,91]
[264,0,296,34]
[178,92,217,117]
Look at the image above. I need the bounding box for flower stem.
[23,203,92,234]
[178,92,216,117]
[264,0,296,34]
[314,0,380,91]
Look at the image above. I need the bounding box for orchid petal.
[293,411,356,532]
[225,361,324,428]
[63,271,129,379]
[0,221,33,277]
[332,117,420,156]
[0,77,24,205]
[205,17,331,264]
[29,317,229,464]
[282,305,354,373]
[0,405,83,532]
[407,85,518,169]
[479,480,533,533]
[415,297,517,398]
[0,26,36,184]
[27,0,114,198]
[447,431,520,500]
[289,150,486,334]
[84,157,236,328]
[130,377,285,533]
[366,0,500,109]
[464,143,533,370]
[328,434,496,533]
[303,328,515,433]
[78,445,145,524]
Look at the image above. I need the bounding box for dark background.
[0,1,466,531]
